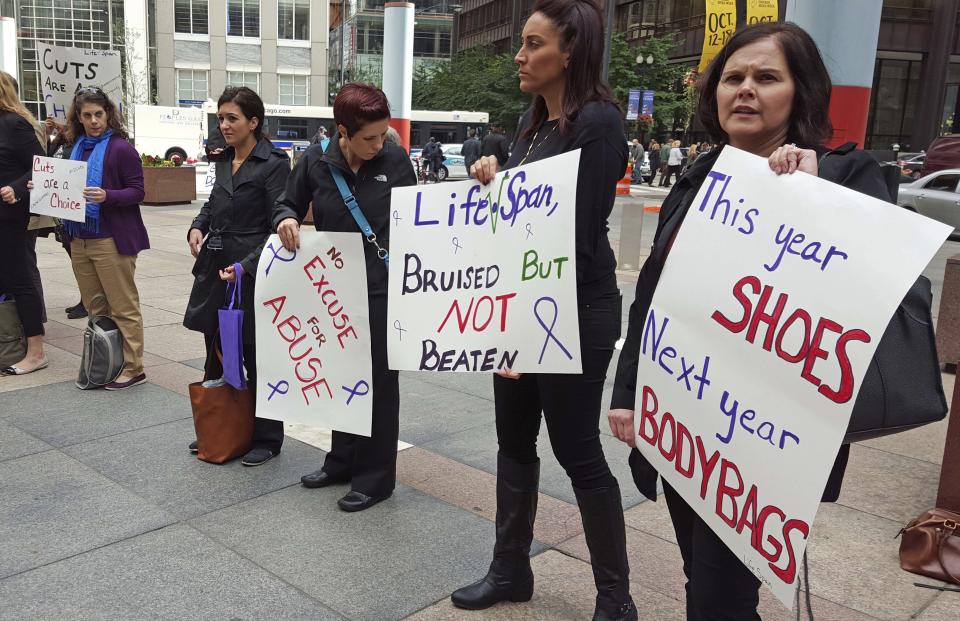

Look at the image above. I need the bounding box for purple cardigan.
[75,136,150,256]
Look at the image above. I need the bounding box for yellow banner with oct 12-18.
[746,0,778,25]
[699,0,737,73]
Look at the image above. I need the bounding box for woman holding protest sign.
[452,2,636,619]
[608,22,890,619]
[60,87,149,389]
[0,70,48,375]
[183,86,290,466]
[273,83,417,512]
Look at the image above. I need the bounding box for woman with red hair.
[273,83,417,512]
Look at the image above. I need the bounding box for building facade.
[329,0,454,101]
[0,0,150,119]
[456,0,960,152]
[153,0,329,107]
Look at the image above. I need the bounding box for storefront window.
[866,58,922,150]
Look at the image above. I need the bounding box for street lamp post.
[635,52,654,140]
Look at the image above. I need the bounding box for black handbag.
[845,275,948,441]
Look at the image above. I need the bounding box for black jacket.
[0,112,45,221]
[183,138,290,341]
[462,137,481,168]
[272,134,418,296]
[613,143,891,503]
[481,131,510,166]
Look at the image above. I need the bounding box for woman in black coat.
[183,87,290,466]
[0,70,47,375]
[609,23,890,620]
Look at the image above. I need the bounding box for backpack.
[76,312,124,390]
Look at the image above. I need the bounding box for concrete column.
[155,0,175,105]
[123,0,150,105]
[260,0,278,102]
[209,0,227,99]
[310,0,330,105]
[910,0,960,151]
[0,17,17,81]
[383,2,414,151]
[786,0,883,148]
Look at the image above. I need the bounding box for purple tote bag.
[218,263,246,390]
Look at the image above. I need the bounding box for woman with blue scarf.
[64,88,149,390]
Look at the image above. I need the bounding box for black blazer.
[613,143,891,503]
[272,134,418,297]
[0,112,45,220]
[183,138,290,341]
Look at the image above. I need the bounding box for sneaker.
[241,448,277,466]
[104,373,147,391]
[67,303,88,320]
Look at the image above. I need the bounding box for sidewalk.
[0,199,957,620]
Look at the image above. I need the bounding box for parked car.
[897,168,960,238]
[920,135,960,178]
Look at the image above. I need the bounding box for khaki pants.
[71,238,145,376]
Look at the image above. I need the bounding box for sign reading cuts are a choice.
[387,150,582,374]
[254,231,373,436]
[29,156,87,223]
[634,146,950,608]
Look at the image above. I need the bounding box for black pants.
[663,482,761,621]
[321,294,399,497]
[662,164,681,187]
[203,332,284,453]
[0,213,44,338]
[25,230,47,324]
[495,290,621,490]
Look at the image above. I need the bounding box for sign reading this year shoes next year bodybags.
[633,146,950,608]
[387,150,582,374]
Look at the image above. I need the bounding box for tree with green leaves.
[412,46,530,135]
[606,32,698,142]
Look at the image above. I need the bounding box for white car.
[437,143,468,180]
[897,168,960,238]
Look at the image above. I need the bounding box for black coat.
[183,138,290,342]
[462,137,481,169]
[0,112,45,222]
[480,132,509,166]
[612,143,891,503]
[272,133,418,297]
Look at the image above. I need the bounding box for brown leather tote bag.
[188,339,254,464]
[898,508,960,585]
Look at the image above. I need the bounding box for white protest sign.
[388,150,581,373]
[255,231,373,436]
[29,156,87,223]
[634,146,950,607]
[37,42,123,122]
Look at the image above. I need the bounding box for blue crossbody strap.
[322,140,389,267]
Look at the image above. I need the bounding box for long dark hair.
[66,87,127,141]
[522,0,615,139]
[217,86,268,142]
[697,22,833,149]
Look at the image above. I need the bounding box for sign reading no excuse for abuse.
[388,150,581,373]
[635,146,951,607]
[29,156,87,223]
[255,232,373,436]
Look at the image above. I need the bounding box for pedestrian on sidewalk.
[658,139,672,186]
[0,70,48,376]
[608,22,891,620]
[451,1,636,619]
[58,87,149,390]
[481,124,510,167]
[462,129,482,178]
[274,82,417,512]
[184,86,290,467]
[663,139,683,185]
[646,139,661,186]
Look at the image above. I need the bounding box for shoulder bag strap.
[328,165,389,267]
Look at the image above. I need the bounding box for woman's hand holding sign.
[82,186,107,204]
[278,217,301,252]
[470,155,500,185]
[768,144,817,176]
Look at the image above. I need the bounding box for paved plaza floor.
[1,196,958,620]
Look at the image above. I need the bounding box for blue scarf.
[64,129,112,236]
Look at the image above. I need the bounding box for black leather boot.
[574,483,638,621]
[451,455,539,610]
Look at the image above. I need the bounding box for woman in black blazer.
[0,71,47,375]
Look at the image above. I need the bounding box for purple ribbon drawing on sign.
[342,380,370,404]
[534,296,573,364]
[267,380,289,401]
[264,241,296,276]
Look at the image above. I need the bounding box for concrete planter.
[142,166,196,205]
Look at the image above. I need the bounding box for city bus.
[199,102,489,153]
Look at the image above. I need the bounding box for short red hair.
[334,83,391,138]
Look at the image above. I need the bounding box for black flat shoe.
[337,490,391,512]
[188,440,198,454]
[67,304,88,319]
[241,448,277,466]
[300,469,350,488]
